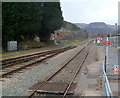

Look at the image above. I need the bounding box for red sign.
[100,40,103,42]
[100,36,103,38]
[114,65,119,74]
[59,35,62,37]
[106,41,111,46]
[97,38,100,40]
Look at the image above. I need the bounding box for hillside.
[56,21,88,41]
[108,25,116,30]
[75,22,116,35]
[85,22,113,34]
[75,23,87,29]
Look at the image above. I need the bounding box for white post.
[117,36,118,47]
[115,23,118,47]
[106,37,109,72]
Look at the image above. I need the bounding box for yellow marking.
[0,49,39,61]
[117,47,120,50]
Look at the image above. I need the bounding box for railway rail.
[1,46,75,66]
[27,43,90,98]
[0,46,76,78]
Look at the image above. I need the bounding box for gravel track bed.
[50,46,90,83]
[2,45,85,96]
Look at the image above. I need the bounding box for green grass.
[66,40,84,46]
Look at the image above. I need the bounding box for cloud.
[60,0,118,24]
[60,0,118,3]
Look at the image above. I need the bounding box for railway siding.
[1,46,76,78]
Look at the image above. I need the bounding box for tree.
[39,2,63,42]
[15,3,42,40]
[2,2,43,48]
[2,3,19,48]
[2,2,63,49]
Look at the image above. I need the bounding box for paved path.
[74,46,103,96]
[106,46,120,96]
[106,46,118,75]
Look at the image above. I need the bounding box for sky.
[60,0,119,25]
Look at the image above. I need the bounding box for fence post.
[102,61,113,97]
[105,55,107,72]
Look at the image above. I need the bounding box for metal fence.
[102,61,113,97]
[110,35,120,47]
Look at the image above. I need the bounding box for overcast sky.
[60,0,119,25]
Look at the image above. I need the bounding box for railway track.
[0,46,76,78]
[1,46,75,67]
[27,43,90,98]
